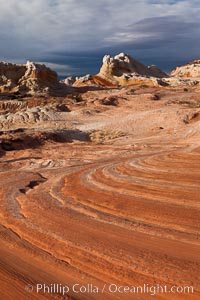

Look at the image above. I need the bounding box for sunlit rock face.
[93,53,168,87]
[0,61,59,93]
[171,60,200,78]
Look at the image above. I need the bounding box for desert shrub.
[56,104,70,112]
[100,96,118,106]
[73,94,84,103]
[151,94,160,101]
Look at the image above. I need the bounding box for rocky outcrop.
[0,100,27,114]
[0,106,60,131]
[171,60,200,78]
[76,74,93,83]
[19,61,58,92]
[162,77,200,87]
[148,65,168,78]
[0,61,59,94]
[93,53,168,87]
[63,74,94,87]
[0,62,26,93]
[62,76,76,86]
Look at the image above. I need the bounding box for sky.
[0,0,200,76]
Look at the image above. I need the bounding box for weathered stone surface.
[162,77,200,87]
[0,106,60,131]
[76,74,93,83]
[62,76,76,85]
[0,82,200,300]
[171,60,200,78]
[0,61,59,93]
[62,74,95,87]
[19,61,58,92]
[0,62,26,93]
[94,53,168,87]
[1,86,200,300]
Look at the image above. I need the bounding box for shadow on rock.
[0,129,90,154]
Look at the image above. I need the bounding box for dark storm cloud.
[0,1,199,75]
[106,15,200,71]
[45,15,200,75]
[148,0,186,4]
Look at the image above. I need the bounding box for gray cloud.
[0,0,199,75]
[106,15,200,71]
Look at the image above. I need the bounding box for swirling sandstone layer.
[0,86,200,300]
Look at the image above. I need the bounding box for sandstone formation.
[0,106,62,131]
[63,74,95,88]
[73,74,95,86]
[62,76,76,85]
[19,61,58,92]
[93,53,168,87]
[61,54,200,89]
[171,60,200,78]
[1,57,200,300]
[1,85,200,299]
[162,77,200,87]
[0,62,26,93]
[0,61,59,94]
[0,100,27,114]
[76,74,93,83]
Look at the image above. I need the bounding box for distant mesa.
[0,61,59,94]
[171,60,200,78]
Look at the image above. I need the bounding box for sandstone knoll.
[0,81,200,299]
[0,61,59,94]
[171,60,200,78]
[93,52,168,87]
[63,54,200,88]
[2,56,200,97]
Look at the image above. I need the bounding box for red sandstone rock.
[0,65,200,300]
